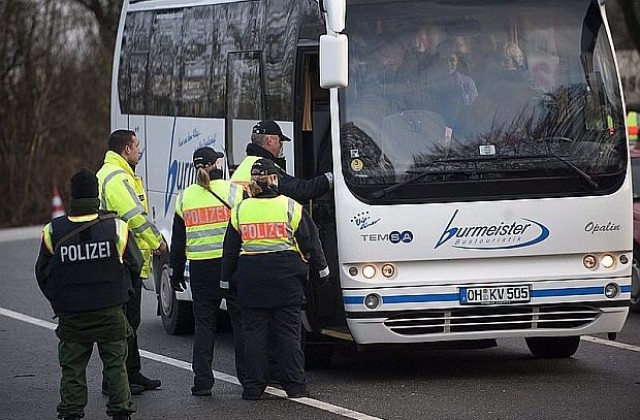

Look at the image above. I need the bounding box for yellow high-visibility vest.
[97,151,162,279]
[627,111,638,142]
[230,156,261,189]
[176,180,242,260]
[231,195,302,255]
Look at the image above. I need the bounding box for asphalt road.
[1,227,639,420]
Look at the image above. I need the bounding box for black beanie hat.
[70,168,98,199]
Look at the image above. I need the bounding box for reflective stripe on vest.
[232,195,301,255]
[628,111,638,142]
[178,181,240,260]
[99,168,160,238]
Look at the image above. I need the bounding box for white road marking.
[0,307,384,420]
[580,335,640,353]
[0,226,43,243]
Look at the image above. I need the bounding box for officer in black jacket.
[221,159,329,400]
[35,169,143,420]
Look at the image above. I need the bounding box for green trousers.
[57,339,135,418]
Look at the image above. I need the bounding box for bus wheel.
[158,263,194,335]
[525,336,580,358]
[630,247,640,313]
[303,333,335,369]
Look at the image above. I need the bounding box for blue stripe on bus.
[530,287,603,297]
[383,293,459,304]
[343,285,631,305]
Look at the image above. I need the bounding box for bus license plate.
[459,285,531,305]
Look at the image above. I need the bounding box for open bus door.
[294,48,349,368]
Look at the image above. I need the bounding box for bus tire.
[630,246,640,313]
[525,336,580,358]
[158,263,194,335]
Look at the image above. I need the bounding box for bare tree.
[73,0,123,51]
[0,0,109,227]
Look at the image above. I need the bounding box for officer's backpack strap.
[53,213,118,254]
[203,186,232,210]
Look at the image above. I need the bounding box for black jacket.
[35,213,143,314]
[244,143,330,204]
[220,189,328,308]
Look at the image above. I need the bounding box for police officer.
[221,158,330,400]
[169,147,246,396]
[231,121,333,382]
[230,120,333,203]
[97,130,166,394]
[35,169,143,420]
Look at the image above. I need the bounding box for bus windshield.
[340,0,626,203]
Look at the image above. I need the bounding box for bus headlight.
[601,254,615,269]
[583,255,597,269]
[362,264,377,279]
[348,266,358,276]
[364,293,381,309]
[604,283,619,298]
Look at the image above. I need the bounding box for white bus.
[112,0,633,366]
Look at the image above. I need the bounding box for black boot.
[129,372,161,390]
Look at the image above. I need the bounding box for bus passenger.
[429,48,478,130]
[169,147,246,396]
[220,158,330,400]
[413,21,444,71]
[371,35,426,115]
[476,41,541,133]
[231,120,333,204]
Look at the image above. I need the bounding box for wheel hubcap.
[160,268,173,315]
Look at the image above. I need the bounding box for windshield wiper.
[434,153,599,189]
[372,165,476,198]
[371,170,432,199]
[544,153,599,189]
[371,153,598,199]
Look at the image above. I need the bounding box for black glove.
[170,274,186,292]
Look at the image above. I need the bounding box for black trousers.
[125,281,142,377]
[242,306,306,394]
[226,298,247,386]
[190,259,247,390]
[191,293,220,390]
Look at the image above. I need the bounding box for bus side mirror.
[322,0,346,33]
[320,34,348,89]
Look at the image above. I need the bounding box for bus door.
[295,49,345,332]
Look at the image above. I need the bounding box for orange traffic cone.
[52,187,65,218]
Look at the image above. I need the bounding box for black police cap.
[193,147,224,169]
[251,158,281,176]
[252,120,291,142]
